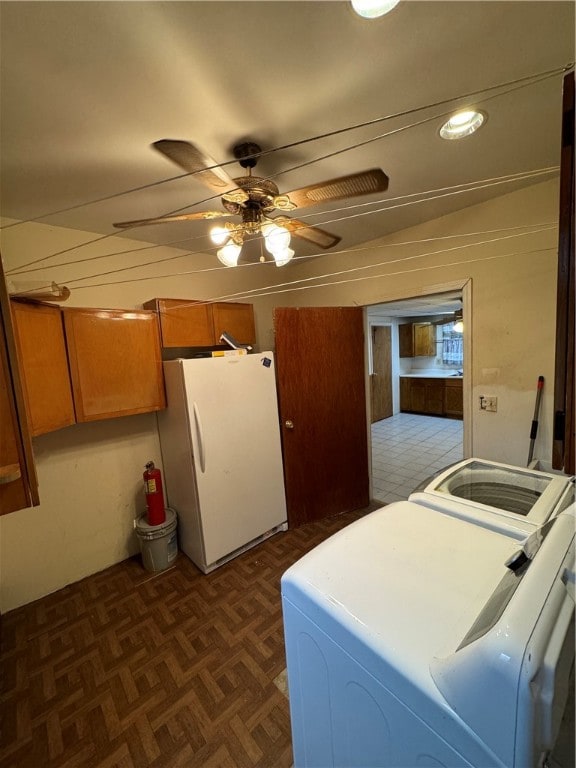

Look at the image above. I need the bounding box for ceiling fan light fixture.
[453,308,464,333]
[262,223,291,255]
[209,224,231,246]
[217,242,241,267]
[351,0,400,19]
[273,248,295,268]
[439,110,486,140]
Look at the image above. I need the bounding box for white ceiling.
[367,291,462,318]
[0,1,574,261]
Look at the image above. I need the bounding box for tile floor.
[371,412,463,504]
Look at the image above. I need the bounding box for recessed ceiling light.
[351,0,401,19]
[439,110,486,140]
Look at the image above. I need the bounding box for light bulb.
[210,225,230,246]
[217,242,241,267]
[453,320,464,333]
[351,0,400,19]
[439,110,485,140]
[263,224,291,255]
[273,248,294,267]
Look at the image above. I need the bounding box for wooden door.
[370,326,393,422]
[274,307,369,528]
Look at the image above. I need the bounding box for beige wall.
[0,178,561,611]
[251,179,559,466]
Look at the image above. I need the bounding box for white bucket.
[135,507,178,572]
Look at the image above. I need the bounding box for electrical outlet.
[479,396,498,412]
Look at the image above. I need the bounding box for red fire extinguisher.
[143,461,166,526]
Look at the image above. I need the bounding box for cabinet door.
[212,302,256,345]
[63,308,166,422]
[143,298,214,347]
[410,381,427,412]
[398,324,414,357]
[400,378,412,411]
[11,300,75,436]
[445,380,463,417]
[426,381,445,415]
[0,262,38,514]
[0,338,31,514]
[414,323,436,357]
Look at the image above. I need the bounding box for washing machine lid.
[281,501,520,695]
[409,458,575,532]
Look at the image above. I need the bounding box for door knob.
[285,420,294,429]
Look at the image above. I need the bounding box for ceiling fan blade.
[153,140,237,192]
[113,211,232,229]
[275,216,341,249]
[285,169,389,209]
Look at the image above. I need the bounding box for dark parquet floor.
[1,506,377,768]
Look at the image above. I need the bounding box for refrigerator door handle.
[192,402,206,473]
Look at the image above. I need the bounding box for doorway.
[367,287,469,504]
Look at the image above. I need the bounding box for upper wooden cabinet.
[0,262,38,515]
[212,302,256,345]
[143,298,256,348]
[399,323,436,357]
[11,300,75,436]
[63,308,166,422]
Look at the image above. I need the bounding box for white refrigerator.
[157,352,288,573]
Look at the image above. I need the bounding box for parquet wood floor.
[0,506,376,768]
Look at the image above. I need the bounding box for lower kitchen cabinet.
[63,308,166,422]
[400,376,463,418]
[11,300,76,436]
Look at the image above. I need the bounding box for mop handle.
[527,376,544,465]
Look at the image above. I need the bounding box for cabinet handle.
[285,420,294,430]
[192,403,206,473]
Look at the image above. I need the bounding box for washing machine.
[281,501,575,768]
[409,458,575,540]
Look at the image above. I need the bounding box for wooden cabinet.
[445,378,464,417]
[1,264,38,515]
[406,378,444,415]
[63,308,165,422]
[399,323,436,357]
[1,335,32,514]
[144,298,256,348]
[400,377,463,418]
[11,300,75,436]
[399,377,412,412]
[212,302,256,345]
[399,324,414,358]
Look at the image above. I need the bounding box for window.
[442,322,463,366]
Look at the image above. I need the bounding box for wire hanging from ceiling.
[6,165,559,278]
[0,63,569,233]
[65,224,556,298]
[1,63,570,278]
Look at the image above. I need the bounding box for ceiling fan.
[113,140,389,267]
